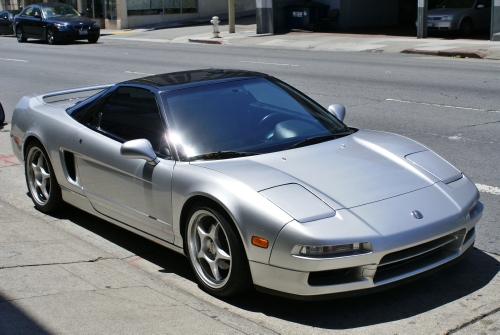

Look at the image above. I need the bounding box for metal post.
[256,0,273,34]
[492,0,500,40]
[228,0,235,33]
[417,0,428,39]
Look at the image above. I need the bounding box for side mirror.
[120,139,159,166]
[328,104,346,122]
[34,14,41,19]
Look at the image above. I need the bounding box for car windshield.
[435,0,475,8]
[42,5,80,18]
[162,78,351,161]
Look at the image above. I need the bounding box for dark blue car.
[14,3,100,44]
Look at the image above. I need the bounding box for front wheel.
[25,142,64,213]
[88,38,98,43]
[46,28,57,45]
[459,19,473,37]
[186,202,252,297]
[16,26,27,42]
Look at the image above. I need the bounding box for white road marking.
[0,58,28,62]
[239,60,299,67]
[476,184,500,196]
[124,71,155,75]
[386,98,500,114]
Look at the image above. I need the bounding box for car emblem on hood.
[412,210,423,219]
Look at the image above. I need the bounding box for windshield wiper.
[188,151,259,162]
[286,132,352,150]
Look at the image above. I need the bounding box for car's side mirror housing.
[328,104,346,122]
[120,139,159,166]
[34,14,41,19]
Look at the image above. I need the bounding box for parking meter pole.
[256,0,273,34]
[229,0,235,33]
[492,0,500,40]
[417,0,428,39]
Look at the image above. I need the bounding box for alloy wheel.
[26,146,52,206]
[188,209,232,289]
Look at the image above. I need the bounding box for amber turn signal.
[251,236,269,249]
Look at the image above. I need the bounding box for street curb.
[188,38,225,44]
[401,48,486,59]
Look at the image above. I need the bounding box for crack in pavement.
[447,307,500,334]
[0,256,114,270]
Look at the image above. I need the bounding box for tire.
[25,141,64,213]
[16,26,27,43]
[46,28,57,45]
[186,202,252,297]
[459,19,473,37]
[0,103,4,125]
[88,38,98,43]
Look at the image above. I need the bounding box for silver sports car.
[10,69,483,299]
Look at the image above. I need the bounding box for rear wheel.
[16,26,26,42]
[25,142,64,213]
[46,28,57,45]
[186,202,252,297]
[459,19,473,37]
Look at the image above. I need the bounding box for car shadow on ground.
[51,205,499,330]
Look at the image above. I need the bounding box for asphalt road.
[1,34,499,255]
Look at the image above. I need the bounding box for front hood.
[428,8,470,16]
[194,130,455,209]
[46,16,95,25]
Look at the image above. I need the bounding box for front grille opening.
[308,267,360,286]
[373,232,464,284]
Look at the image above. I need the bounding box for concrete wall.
[339,0,398,29]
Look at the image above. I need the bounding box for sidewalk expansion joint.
[447,306,500,334]
[0,256,114,270]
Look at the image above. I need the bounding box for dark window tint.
[98,87,165,150]
[32,7,41,16]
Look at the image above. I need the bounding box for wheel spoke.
[41,178,50,199]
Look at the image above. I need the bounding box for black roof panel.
[121,69,270,91]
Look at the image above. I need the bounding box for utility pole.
[417,0,428,38]
[228,0,235,33]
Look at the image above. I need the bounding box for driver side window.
[92,86,166,153]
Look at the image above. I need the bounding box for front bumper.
[54,28,100,41]
[250,177,482,298]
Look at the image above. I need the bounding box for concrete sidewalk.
[100,16,500,60]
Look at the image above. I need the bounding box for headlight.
[53,23,68,30]
[441,15,453,20]
[92,22,99,28]
[299,242,370,257]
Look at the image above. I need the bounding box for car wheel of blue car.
[16,27,26,42]
[186,202,252,297]
[46,28,57,45]
[25,141,64,213]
